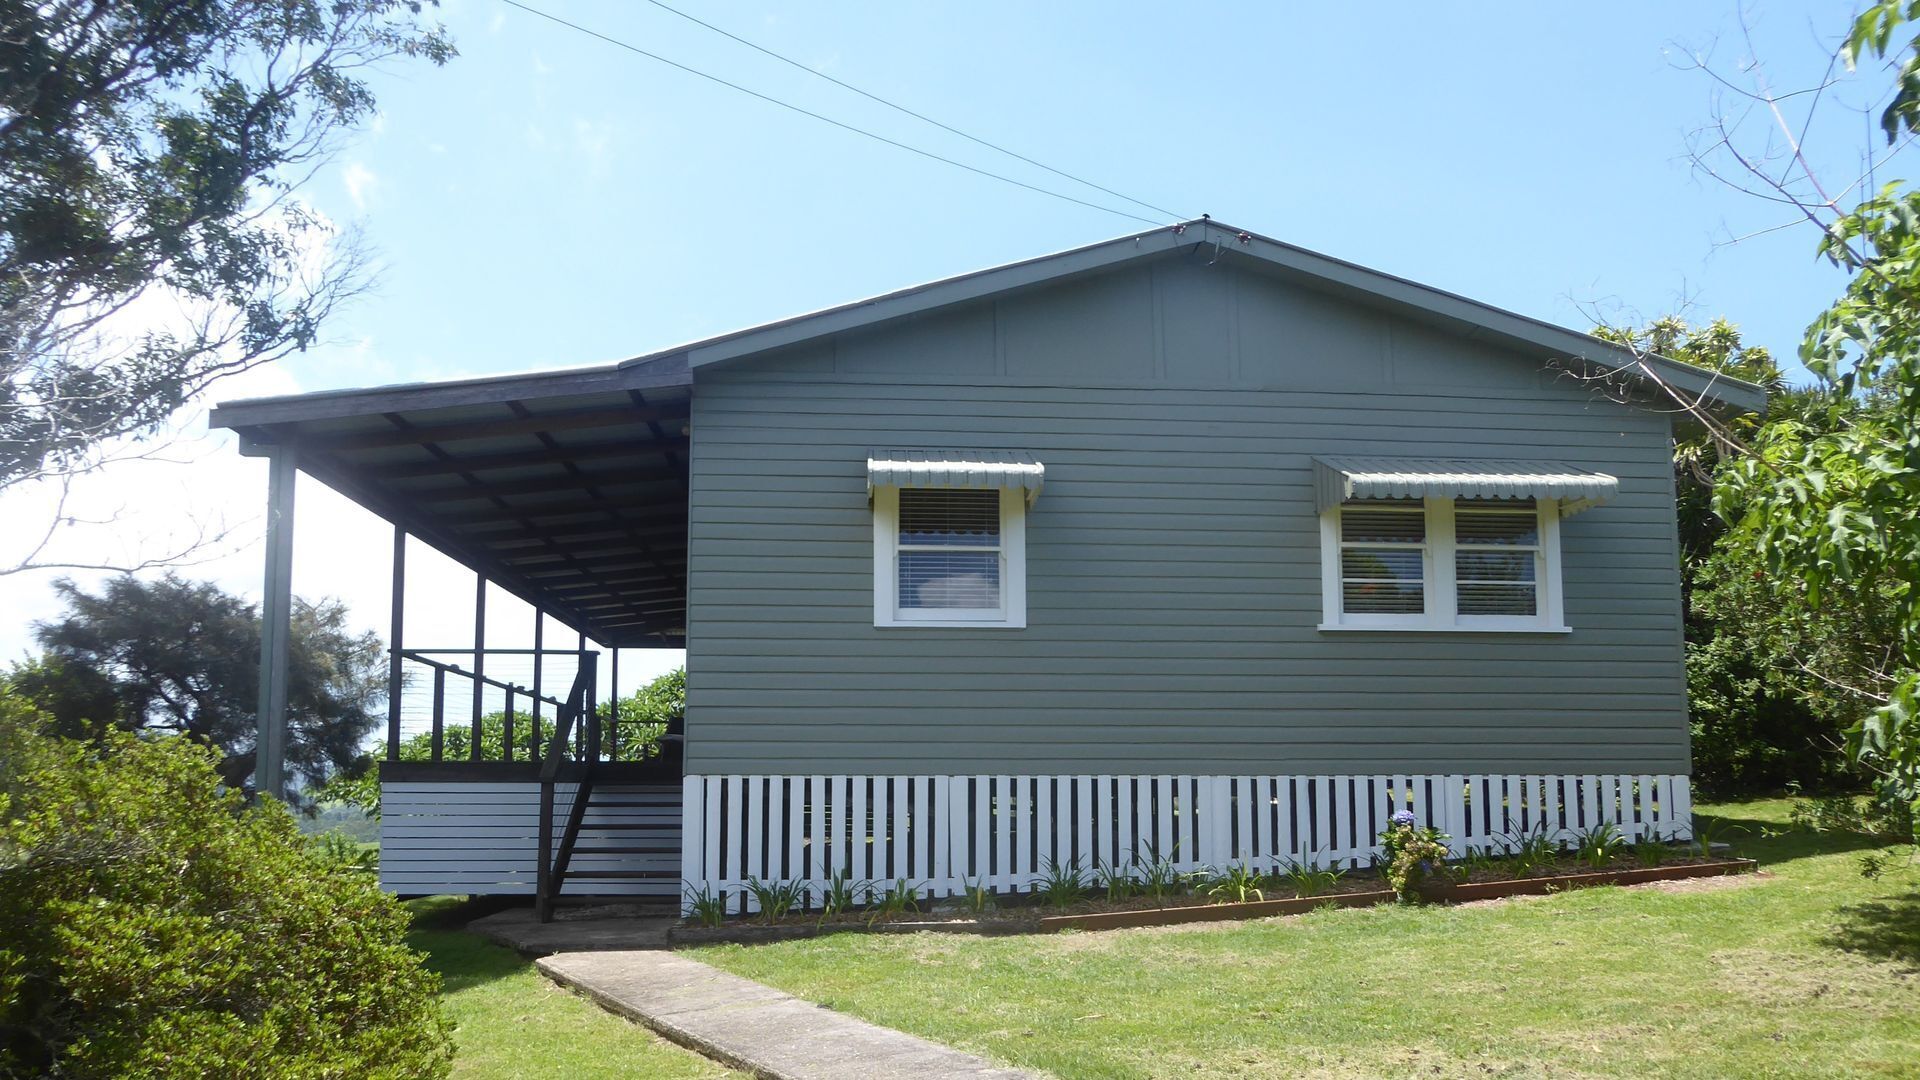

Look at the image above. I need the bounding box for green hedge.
[0,692,453,1078]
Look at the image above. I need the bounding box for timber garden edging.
[665,857,1759,944]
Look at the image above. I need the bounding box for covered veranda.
[210,353,693,912]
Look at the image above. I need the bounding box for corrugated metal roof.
[1313,456,1619,515]
[868,449,1045,504]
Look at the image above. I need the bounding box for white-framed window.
[1318,496,1567,632]
[873,486,1027,628]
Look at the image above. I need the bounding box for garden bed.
[667,854,1758,945]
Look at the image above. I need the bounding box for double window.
[1321,496,1566,632]
[872,486,1027,627]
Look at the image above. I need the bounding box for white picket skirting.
[680,772,1692,914]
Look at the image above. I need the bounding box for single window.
[873,485,1027,627]
[1319,495,1565,632]
[897,489,1002,611]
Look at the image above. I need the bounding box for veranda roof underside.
[209,356,692,647]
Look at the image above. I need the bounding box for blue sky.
[0,0,1891,689]
[315,0,1878,391]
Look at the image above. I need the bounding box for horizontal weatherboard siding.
[683,254,1689,775]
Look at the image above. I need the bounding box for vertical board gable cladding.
[684,254,1688,777]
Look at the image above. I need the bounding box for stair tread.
[562,870,676,879]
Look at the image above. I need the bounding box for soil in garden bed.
[685,851,1732,932]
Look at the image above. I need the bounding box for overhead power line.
[635,0,1187,223]
[497,0,1179,228]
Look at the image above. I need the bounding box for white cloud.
[573,117,616,181]
[342,161,378,211]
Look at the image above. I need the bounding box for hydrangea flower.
[1391,810,1417,828]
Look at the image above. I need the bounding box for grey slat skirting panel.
[379,782,680,897]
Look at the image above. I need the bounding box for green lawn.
[406,900,739,1079]
[689,799,1920,1079]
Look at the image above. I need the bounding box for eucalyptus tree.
[0,0,453,569]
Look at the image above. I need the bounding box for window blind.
[1455,499,1540,616]
[896,489,1002,611]
[1339,501,1426,615]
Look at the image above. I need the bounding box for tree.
[0,0,453,571]
[0,689,452,1077]
[9,574,385,799]
[1591,317,1785,563]
[1590,318,1893,794]
[606,665,685,756]
[1674,2,1920,835]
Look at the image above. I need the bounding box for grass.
[406,899,739,1079]
[689,799,1920,1079]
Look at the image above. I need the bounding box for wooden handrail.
[540,665,593,780]
[398,651,569,712]
[537,662,597,921]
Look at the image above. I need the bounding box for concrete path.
[537,950,1038,1080]
[469,903,672,955]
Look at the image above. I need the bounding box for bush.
[1379,810,1451,902]
[0,692,453,1079]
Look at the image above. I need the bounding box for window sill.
[876,620,1027,630]
[1317,623,1572,635]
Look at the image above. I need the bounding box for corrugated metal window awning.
[1312,456,1619,515]
[868,449,1045,505]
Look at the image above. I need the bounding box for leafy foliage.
[863,879,921,926]
[1378,812,1450,902]
[1630,830,1671,868]
[1573,823,1626,869]
[600,666,683,760]
[1203,863,1265,905]
[819,870,864,920]
[1686,519,1901,795]
[0,1,453,491]
[1033,857,1088,909]
[682,884,730,929]
[1594,318,1885,796]
[1789,792,1915,842]
[7,574,385,802]
[743,878,806,925]
[1706,1,1920,847]
[1277,855,1345,897]
[1504,827,1560,877]
[0,690,451,1078]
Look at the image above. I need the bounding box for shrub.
[0,692,453,1079]
[1573,823,1626,868]
[1379,810,1452,903]
[1278,854,1345,897]
[1034,857,1088,909]
[1204,863,1265,904]
[1789,791,1915,842]
[743,878,806,924]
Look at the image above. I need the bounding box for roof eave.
[209,353,690,433]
